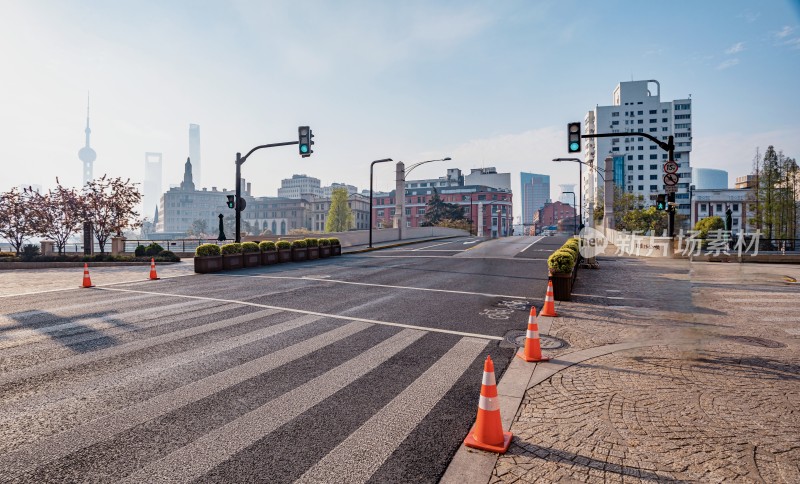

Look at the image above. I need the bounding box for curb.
[0,261,182,270]
[342,236,463,254]
[440,310,683,484]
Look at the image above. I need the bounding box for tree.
[223,216,252,238]
[749,146,799,243]
[187,219,209,237]
[422,189,464,226]
[30,179,85,254]
[619,206,667,234]
[435,218,472,232]
[694,215,724,239]
[83,176,143,253]
[325,188,353,232]
[0,187,37,255]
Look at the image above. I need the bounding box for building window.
[676,114,691,119]
[662,109,668,113]
[637,110,643,114]
[628,185,634,191]
[650,154,657,159]
[628,165,634,170]
[638,175,644,180]
[612,120,619,125]
[650,175,657,180]
[628,175,633,181]
[638,185,644,191]
[627,155,633,160]
[649,110,657,114]
[650,185,658,190]
[612,112,619,117]
[700,204,707,211]
[638,146,644,151]
[676,123,691,129]
[663,154,668,159]
[662,127,668,131]
[637,165,644,170]
[612,147,620,151]
[662,118,668,122]
[638,155,644,160]
[733,203,739,211]
[716,204,722,212]
[676,132,690,138]
[650,164,657,169]
[675,103,691,110]
[637,119,644,124]
[649,118,657,123]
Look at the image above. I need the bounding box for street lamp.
[397,157,451,239]
[369,158,393,248]
[562,191,577,235]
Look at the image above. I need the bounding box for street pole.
[235,152,242,243]
[369,158,393,248]
[578,162,583,229]
[667,135,675,237]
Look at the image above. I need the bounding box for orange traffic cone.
[81,263,94,288]
[149,258,159,280]
[463,355,512,453]
[517,307,549,362]
[540,280,558,317]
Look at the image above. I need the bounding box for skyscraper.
[189,124,201,188]
[78,94,96,186]
[584,80,692,216]
[520,173,550,227]
[143,152,163,221]
[558,184,576,204]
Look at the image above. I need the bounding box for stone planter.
[331,245,342,256]
[307,247,320,260]
[319,246,331,258]
[261,250,278,265]
[291,247,307,262]
[194,255,223,273]
[243,252,261,267]
[549,270,573,301]
[222,253,244,270]
[277,249,292,263]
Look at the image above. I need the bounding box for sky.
[2,0,799,221]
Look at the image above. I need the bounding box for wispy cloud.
[776,26,793,38]
[738,10,760,23]
[725,42,745,54]
[717,58,740,70]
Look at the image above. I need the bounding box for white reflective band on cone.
[481,371,496,386]
[527,330,539,339]
[478,395,499,412]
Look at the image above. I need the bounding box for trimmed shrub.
[145,243,164,257]
[195,243,221,257]
[0,251,17,258]
[328,237,340,246]
[156,250,180,262]
[241,242,260,253]
[276,240,291,250]
[220,243,243,255]
[318,238,331,247]
[291,239,307,249]
[305,238,319,247]
[548,249,576,274]
[134,245,146,256]
[21,244,41,261]
[259,241,277,251]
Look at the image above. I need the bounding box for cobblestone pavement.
[493,253,800,483]
[0,262,196,297]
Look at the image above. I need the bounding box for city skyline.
[1,1,799,221]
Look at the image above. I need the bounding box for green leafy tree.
[619,206,668,234]
[694,216,724,239]
[325,188,354,232]
[422,189,464,226]
[749,146,799,241]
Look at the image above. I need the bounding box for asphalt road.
[0,235,567,483]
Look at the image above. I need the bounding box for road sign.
[663,173,679,186]
[665,185,678,193]
[663,161,678,174]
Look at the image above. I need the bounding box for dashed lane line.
[208,273,529,300]
[97,287,504,342]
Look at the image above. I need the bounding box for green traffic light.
[300,144,309,153]
[569,142,579,151]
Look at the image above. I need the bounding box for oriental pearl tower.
[78,94,96,186]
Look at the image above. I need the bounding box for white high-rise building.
[277,174,323,199]
[189,124,201,188]
[143,152,163,221]
[584,80,692,218]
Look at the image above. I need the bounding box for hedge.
[259,241,277,251]
[241,242,260,253]
[220,243,243,255]
[195,244,221,257]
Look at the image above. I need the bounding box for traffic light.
[298,126,313,158]
[226,195,235,209]
[655,194,666,211]
[568,122,581,153]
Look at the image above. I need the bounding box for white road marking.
[412,241,462,251]
[0,272,195,298]
[210,273,528,300]
[463,240,480,245]
[98,287,504,341]
[519,236,544,254]
[358,255,547,260]
[297,337,487,484]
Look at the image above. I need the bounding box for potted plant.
[318,238,331,258]
[291,239,308,262]
[221,242,244,270]
[259,241,278,265]
[305,238,319,260]
[194,243,223,273]
[276,240,292,263]
[548,249,576,301]
[329,237,342,256]
[242,241,261,267]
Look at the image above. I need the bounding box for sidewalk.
[445,248,800,483]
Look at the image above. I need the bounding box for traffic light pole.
[580,132,676,236]
[234,140,299,243]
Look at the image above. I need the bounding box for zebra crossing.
[0,286,502,483]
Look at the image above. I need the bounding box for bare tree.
[30,179,85,254]
[0,187,37,255]
[83,176,143,253]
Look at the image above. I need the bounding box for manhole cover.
[501,330,568,350]
[721,335,787,348]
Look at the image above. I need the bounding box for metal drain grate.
[501,330,568,350]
